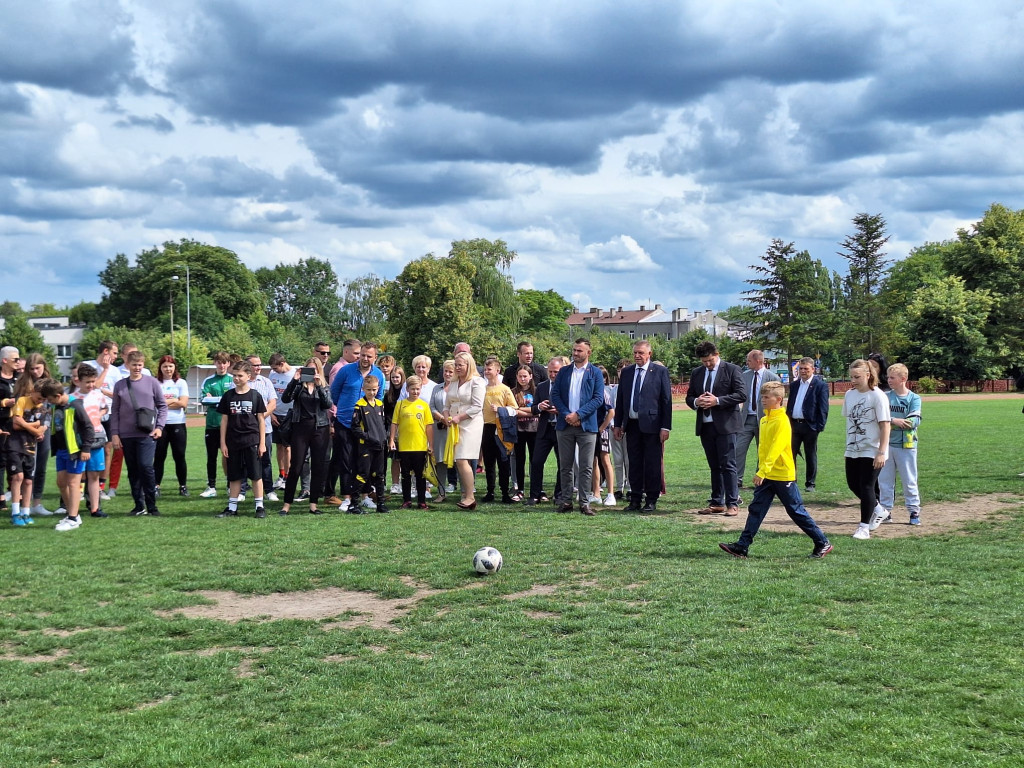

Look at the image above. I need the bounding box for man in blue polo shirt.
[328,342,384,511]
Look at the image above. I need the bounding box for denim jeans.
[737,478,828,549]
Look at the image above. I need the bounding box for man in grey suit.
[735,350,781,488]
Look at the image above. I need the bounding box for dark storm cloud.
[0,1,140,97]
[114,114,175,133]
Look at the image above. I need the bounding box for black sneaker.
[297,490,310,501]
[90,509,108,518]
[377,505,389,514]
[481,494,496,503]
[148,508,161,516]
[129,508,147,516]
[255,506,266,518]
[179,486,189,497]
[809,541,833,559]
[216,507,238,518]
[718,542,748,559]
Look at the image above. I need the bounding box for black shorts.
[226,444,262,482]
[6,450,36,476]
[272,429,290,446]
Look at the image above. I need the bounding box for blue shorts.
[56,449,87,475]
[85,449,106,472]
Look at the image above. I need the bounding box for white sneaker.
[266,491,279,502]
[361,496,376,510]
[2,491,10,502]
[33,503,54,517]
[446,483,456,494]
[425,490,432,499]
[273,477,286,490]
[588,493,602,505]
[390,483,401,495]
[100,491,112,501]
[55,515,82,532]
[604,493,616,506]
[852,525,871,540]
[199,486,217,498]
[238,492,246,502]
[869,505,889,531]
[55,506,67,516]
[340,498,351,512]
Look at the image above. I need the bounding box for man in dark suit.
[502,341,547,388]
[785,356,830,492]
[550,339,605,516]
[736,349,782,487]
[614,340,672,512]
[524,356,564,505]
[685,340,746,516]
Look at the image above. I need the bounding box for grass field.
[2,397,1023,766]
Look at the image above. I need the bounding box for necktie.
[750,371,759,413]
[631,367,645,414]
[704,368,712,394]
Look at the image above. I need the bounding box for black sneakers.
[217,507,238,518]
[718,542,748,559]
[809,541,833,559]
[255,506,266,518]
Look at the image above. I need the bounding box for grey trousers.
[735,413,760,484]
[556,426,597,506]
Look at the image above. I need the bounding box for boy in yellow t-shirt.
[8,382,47,525]
[389,375,434,509]
[719,381,832,559]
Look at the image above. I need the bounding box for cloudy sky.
[2,0,1022,316]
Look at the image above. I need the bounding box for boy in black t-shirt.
[216,361,268,518]
[352,375,388,514]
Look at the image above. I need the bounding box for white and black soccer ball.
[473,546,503,575]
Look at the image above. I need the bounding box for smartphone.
[299,367,316,382]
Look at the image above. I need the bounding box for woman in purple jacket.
[110,351,167,516]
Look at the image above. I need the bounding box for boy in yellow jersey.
[389,375,435,509]
[719,381,832,559]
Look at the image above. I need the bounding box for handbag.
[126,378,156,433]
[517,415,539,433]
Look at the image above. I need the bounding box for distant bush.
[916,376,939,394]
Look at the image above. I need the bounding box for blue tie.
[631,367,645,414]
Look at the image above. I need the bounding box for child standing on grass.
[74,364,109,519]
[216,361,267,519]
[41,379,95,532]
[8,380,48,525]
[878,363,922,526]
[352,375,388,514]
[390,375,435,509]
[844,359,891,541]
[199,352,233,499]
[719,381,832,559]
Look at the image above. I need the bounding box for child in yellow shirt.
[719,381,832,559]
[389,376,434,509]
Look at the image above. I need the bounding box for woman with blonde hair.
[430,360,458,493]
[444,351,486,509]
[845,359,891,541]
[279,355,333,515]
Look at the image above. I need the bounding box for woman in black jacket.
[279,356,332,515]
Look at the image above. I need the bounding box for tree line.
[2,203,1021,382]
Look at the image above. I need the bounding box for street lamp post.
[170,275,180,357]
[175,263,191,350]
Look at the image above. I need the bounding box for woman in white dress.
[444,351,486,509]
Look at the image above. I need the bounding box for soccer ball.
[473,546,503,575]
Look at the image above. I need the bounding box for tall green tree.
[940,203,1024,374]
[449,238,522,347]
[383,254,478,364]
[838,213,890,356]
[516,289,573,337]
[339,274,389,342]
[742,239,834,364]
[96,240,263,333]
[897,277,994,379]
[255,257,345,336]
[0,314,57,373]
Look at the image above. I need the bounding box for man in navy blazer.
[525,356,564,505]
[785,356,830,491]
[684,340,746,515]
[613,340,672,512]
[550,339,605,516]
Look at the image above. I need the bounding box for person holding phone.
[279,356,332,515]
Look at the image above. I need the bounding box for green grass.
[2,398,1023,766]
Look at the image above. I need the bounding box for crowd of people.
[0,338,921,553]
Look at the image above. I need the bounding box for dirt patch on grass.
[687,492,1022,538]
[502,585,558,601]
[40,626,127,637]
[0,645,70,663]
[134,694,174,711]
[524,610,561,619]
